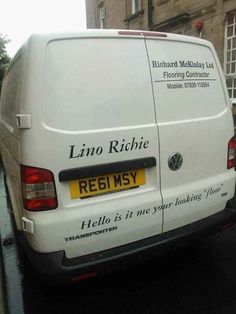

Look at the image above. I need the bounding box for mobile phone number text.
[184,82,210,88]
[167,81,210,90]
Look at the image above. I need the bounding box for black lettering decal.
[125,210,134,219]
[130,172,137,184]
[137,208,150,216]
[96,146,103,155]
[120,139,126,152]
[145,208,151,214]
[88,178,97,192]
[65,236,75,242]
[114,213,122,222]
[106,176,110,189]
[86,147,95,157]
[114,174,122,187]
[138,137,144,149]
[130,137,138,150]
[81,220,92,229]
[109,140,119,153]
[109,226,118,231]
[137,209,146,216]
[125,143,131,151]
[80,144,86,157]
[122,173,130,185]
[69,145,79,159]
[152,61,158,68]
[98,177,107,190]
[79,180,88,194]
[152,207,158,214]
[92,220,98,227]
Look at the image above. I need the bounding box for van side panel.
[0,54,24,229]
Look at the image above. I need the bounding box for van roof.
[25,29,211,49]
[7,30,213,65]
[7,30,214,76]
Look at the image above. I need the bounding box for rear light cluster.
[70,271,97,283]
[21,165,58,211]
[227,137,236,169]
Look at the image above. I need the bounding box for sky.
[0,0,87,57]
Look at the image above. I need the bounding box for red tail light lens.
[143,31,167,37]
[118,31,142,36]
[21,165,58,211]
[227,137,236,169]
[70,272,97,283]
[118,31,167,38]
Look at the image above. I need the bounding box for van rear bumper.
[21,202,236,282]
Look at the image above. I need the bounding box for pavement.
[0,168,24,314]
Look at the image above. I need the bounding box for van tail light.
[21,165,58,211]
[143,31,167,38]
[70,271,97,283]
[118,30,167,38]
[227,137,236,169]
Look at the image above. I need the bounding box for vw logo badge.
[168,153,183,171]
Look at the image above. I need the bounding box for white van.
[0,30,236,282]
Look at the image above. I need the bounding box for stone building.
[86,0,236,106]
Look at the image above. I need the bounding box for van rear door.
[145,36,235,232]
[37,34,163,257]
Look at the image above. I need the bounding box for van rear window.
[43,38,155,131]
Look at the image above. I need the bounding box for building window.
[225,12,236,99]
[99,2,105,29]
[131,0,141,14]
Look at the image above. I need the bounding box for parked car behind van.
[0,30,236,282]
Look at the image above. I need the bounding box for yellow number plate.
[69,169,146,199]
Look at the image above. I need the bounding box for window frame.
[225,11,236,99]
[98,1,105,29]
[131,0,141,15]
